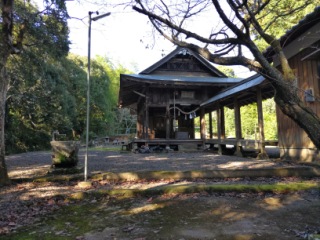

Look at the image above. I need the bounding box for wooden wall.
[136,85,211,140]
[276,46,320,161]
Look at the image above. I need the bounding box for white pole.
[84,12,93,182]
[84,11,111,182]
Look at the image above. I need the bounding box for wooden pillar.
[136,96,144,139]
[217,104,226,155]
[200,108,206,140]
[166,90,170,140]
[141,105,145,138]
[145,92,149,140]
[209,111,213,139]
[257,88,268,159]
[234,98,243,157]
[200,108,206,148]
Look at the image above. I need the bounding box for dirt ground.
[83,190,320,240]
[1,148,320,240]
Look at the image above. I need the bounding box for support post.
[142,110,145,138]
[257,88,268,159]
[217,104,226,155]
[145,87,149,140]
[200,108,206,148]
[137,101,144,139]
[234,98,243,157]
[209,111,213,139]
[166,91,170,140]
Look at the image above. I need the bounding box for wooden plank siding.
[276,46,320,161]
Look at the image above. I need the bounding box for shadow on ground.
[2,148,320,240]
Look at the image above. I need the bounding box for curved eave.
[121,74,243,86]
[200,75,274,108]
[119,74,243,108]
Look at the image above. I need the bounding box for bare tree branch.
[132,5,241,45]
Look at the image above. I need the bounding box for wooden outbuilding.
[264,7,320,161]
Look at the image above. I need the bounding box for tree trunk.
[0,0,13,185]
[0,64,10,185]
[273,80,320,149]
[251,35,320,151]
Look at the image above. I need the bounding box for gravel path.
[5,147,290,179]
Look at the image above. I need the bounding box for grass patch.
[157,182,320,194]
[91,146,122,151]
[91,167,320,182]
[83,181,320,200]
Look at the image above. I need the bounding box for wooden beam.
[134,90,147,98]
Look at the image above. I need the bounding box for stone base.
[50,141,80,168]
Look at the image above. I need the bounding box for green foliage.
[240,103,257,139]
[239,99,277,140]
[252,0,320,50]
[6,51,128,153]
[113,108,137,135]
[202,98,277,140]
[214,61,277,140]
[6,16,130,155]
[224,107,235,138]
[216,66,236,78]
[263,98,278,140]
[5,0,70,153]
[13,0,70,58]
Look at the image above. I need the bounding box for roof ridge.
[139,46,227,77]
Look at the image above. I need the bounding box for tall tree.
[6,50,128,155]
[0,0,69,185]
[6,55,77,153]
[131,0,320,150]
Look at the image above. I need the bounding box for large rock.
[50,141,80,168]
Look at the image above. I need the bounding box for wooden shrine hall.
[118,47,275,155]
[119,47,275,156]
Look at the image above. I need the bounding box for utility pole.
[84,11,111,182]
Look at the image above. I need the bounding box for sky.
[65,1,176,73]
[35,0,252,77]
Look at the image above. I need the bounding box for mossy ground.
[2,183,320,240]
[4,148,320,239]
